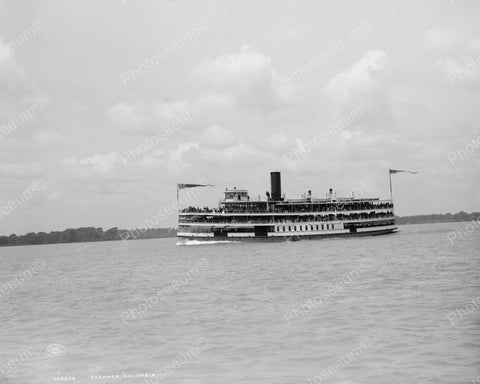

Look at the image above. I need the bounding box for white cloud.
[221,142,269,166]
[467,38,480,53]
[268,133,290,151]
[167,142,199,170]
[30,131,65,147]
[191,46,293,111]
[0,37,45,129]
[107,99,189,133]
[427,28,480,85]
[203,125,234,147]
[172,141,271,171]
[0,38,26,94]
[170,142,199,161]
[426,29,466,50]
[48,191,62,201]
[0,161,43,178]
[203,92,237,110]
[107,102,147,129]
[323,50,391,130]
[137,150,165,169]
[60,152,127,181]
[324,49,387,104]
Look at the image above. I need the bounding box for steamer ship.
[177,172,397,241]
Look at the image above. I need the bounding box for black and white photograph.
[0,0,479,383]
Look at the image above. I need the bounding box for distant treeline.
[0,227,177,247]
[0,211,479,247]
[396,211,479,225]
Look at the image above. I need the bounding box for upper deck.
[179,171,394,216]
[180,198,393,215]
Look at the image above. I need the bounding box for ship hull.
[177,225,397,242]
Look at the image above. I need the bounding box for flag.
[388,169,417,199]
[176,183,213,200]
[177,183,213,189]
[389,169,418,174]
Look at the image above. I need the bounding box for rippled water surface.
[0,222,479,384]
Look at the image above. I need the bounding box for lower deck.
[177,219,397,241]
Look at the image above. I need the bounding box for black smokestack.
[270,171,281,201]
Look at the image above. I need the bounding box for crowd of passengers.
[179,211,394,224]
[182,206,218,213]
[181,201,393,214]
[271,201,393,213]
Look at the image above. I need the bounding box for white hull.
[177,223,397,241]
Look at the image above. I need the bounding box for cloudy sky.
[0,0,479,234]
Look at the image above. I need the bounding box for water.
[0,222,479,384]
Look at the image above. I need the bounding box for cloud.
[191,46,293,112]
[203,125,234,147]
[60,152,128,182]
[136,150,165,169]
[170,142,199,160]
[220,142,270,167]
[0,37,46,132]
[323,50,391,130]
[467,38,480,54]
[59,150,174,196]
[0,161,43,179]
[107,102,147,129]
[426,28,480,85]
[0,37,45,106]
[426,29,466,50]
[268,133,290,151]
[324,49,387,104]
[172,141,271,171]
[0,38,26,95]
[203,93,237,109]
[30,131,65,147]
[107,99,190,133]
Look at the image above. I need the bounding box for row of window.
[276,223,336,232]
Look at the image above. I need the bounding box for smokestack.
[270,172,281,201]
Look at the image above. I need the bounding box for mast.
[389,170,393,200]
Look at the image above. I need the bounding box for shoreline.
[0,213,478,248]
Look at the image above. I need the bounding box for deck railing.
[180,200,394,214]
[179,212,395,224]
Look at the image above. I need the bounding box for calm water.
[0,222,479,384]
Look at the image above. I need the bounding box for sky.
[0,0,479,235]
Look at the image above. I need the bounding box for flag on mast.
[176,183,213,200]
[389,169,418,174]
[177,183,213,189]
[388,169,418,200]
